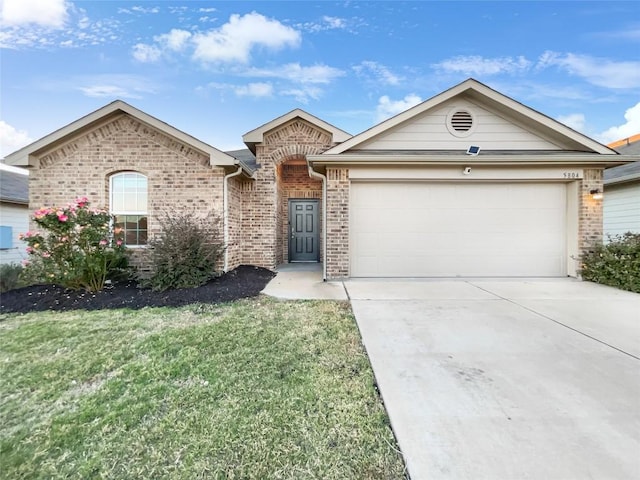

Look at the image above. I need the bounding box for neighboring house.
[604,134,640,239]
[3,79,628,279]
[0,166,29,265]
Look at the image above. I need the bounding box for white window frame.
[109,172,148,247]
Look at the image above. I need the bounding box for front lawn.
[0,299,406,479]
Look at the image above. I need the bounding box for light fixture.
[463,166,472,175]
[590,188,603,200]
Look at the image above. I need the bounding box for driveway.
[344,278,640,480]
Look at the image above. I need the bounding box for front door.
[289,199,319,262]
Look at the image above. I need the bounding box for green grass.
[0,298,406,479]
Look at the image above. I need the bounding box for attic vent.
[446,107,476,137]
[451,111,473,132]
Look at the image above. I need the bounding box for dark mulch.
[0,265,276,314]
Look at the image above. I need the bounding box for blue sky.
[1,0,639,158]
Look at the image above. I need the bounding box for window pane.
[139,216,148,229]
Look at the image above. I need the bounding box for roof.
[3,100,253,176]
[225,148,257,170]
[323,78,617,156]
[242,108,352,154]
[0,169,29,205]
[604,134,640,185]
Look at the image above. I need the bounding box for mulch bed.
[0,265,276,314]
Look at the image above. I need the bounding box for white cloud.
[192,12,300,63]
[235,82,273,98]
[199,8,216,13]
[556,113,586,133]
[0,0,69,28]
[353,61,401,85]
[281,86,323,104]
[376,94,422,122]
[75,74,158,99]
[537,51,640,89]
[433,55,532,76]
[298,15,351,33]
[130,6,160,14]
[0,120,32,158]
[156,29,191,51]
[132,43,162,62]
[247,63,344,84]
[598,102,640,143]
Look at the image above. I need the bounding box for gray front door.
[289,199,319,262]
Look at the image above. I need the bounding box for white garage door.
[351,182,567,277]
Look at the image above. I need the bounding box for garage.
[350,182,567,277]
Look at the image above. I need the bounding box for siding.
[0,202,29,265]
[603,182,640,239]
[360,98,560,151]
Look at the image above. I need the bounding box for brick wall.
[325,167,350,279]
[244,119,333,269]
[29,113,225,275]
[578,168,604,260]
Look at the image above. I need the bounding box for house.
[3,79,628,279]
[0,165,29,265]
[603,134,640,239]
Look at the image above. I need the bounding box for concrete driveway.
[344,278,640,480]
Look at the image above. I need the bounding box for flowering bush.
[20,197,130,292]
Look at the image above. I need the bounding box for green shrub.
[0,263,24,292]
[581,232,640,293]
[20,197,130,292]
[147,210,225,291]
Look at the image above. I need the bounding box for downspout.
[223,165,243,272]
[307,160,327,281]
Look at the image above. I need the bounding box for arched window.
[110,172,148,246]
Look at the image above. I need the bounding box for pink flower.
[99,239,108,246]
[26,246,34,254]
[116,239,123,246]
[42,252,51,258]
[21,259,30,267]
[58,214,68,222]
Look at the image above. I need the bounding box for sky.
[1,0,639,159]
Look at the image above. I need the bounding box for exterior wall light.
[463,166,472,175]
[590,188,603,200]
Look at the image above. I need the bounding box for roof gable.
[3,100,239,169]
[243,108,351,154]
[324,78,616,155]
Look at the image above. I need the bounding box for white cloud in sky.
[192,12,300,63]
[132,43,162,62]
[235,82,273,98]
[0,120,32,158]
[75,74,158,99]
[0,0,69,28]
[247,63,344,84]
[156,29,191,51]
[78,85,139,98]
[537,51,640,89]
[353,61,401,86]
[598,102,640,143]
[281,86,323,104]
[376,94,422,122]
[433,55,531,76]
[556,113,586,133]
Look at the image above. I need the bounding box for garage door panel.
[351,182,567,277]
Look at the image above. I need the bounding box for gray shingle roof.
[0,170,29,204]
[225,148,257,170]
[604,140,640,184]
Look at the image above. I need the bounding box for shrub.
[0,263,23,292]
[20,197,130,292]
[147,210,225,291]
[581,232,640,293]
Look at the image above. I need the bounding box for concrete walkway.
[261,263,348,300]
[345,278,640,480]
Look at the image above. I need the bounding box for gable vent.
[450,111,473,132]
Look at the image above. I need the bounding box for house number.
[563,172,580,178]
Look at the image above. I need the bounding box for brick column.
[326,167,349,279]
[578,168,604,261]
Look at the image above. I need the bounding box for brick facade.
[29,114,225,274]
[578,168,604,260]
[325,168,350,279]
[244,119,334,269]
